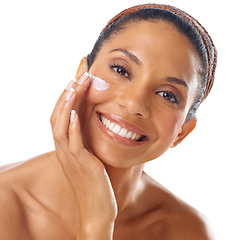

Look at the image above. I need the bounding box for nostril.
[116,85,150,118]
[118,102,146,117]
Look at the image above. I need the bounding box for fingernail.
[70,110,76,123]
[77,72,89,85]
[65,87,75,101]
[65,80,75,90]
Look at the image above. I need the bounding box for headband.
[100,4,217,102]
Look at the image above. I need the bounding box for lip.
[96,112,149,146]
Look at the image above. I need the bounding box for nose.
[116,81,151,118]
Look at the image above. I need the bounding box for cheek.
[78,84,111,126]
[86,85,112,105]
[154,110,184,141]
[145,112,183,160]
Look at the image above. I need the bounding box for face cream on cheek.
[89,74,109,91]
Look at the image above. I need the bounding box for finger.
[68,110,103,174]
[51,54,88,123]
[51,88,76,150]
[72,57,91,110]
[51,56,88,126]
[52,73,91,150]
[51,57,89,152]
[67,72,92,145]
[50,80,76,126]
[68,110,84,155]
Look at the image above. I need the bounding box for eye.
[157,90,179,104]
[111,64,129,77]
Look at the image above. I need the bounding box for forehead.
[109,20,198,57]
[99,20,201,86]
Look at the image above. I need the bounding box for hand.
[50,58,117,239]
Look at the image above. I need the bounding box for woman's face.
[79,20,200,168]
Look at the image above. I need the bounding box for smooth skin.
[0,20,214,239]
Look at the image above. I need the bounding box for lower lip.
[96,113,147,146]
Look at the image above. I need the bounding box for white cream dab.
[90,74,109,91]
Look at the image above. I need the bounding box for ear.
[171,118,197,148]
[75,57,89,80]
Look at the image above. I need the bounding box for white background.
[0,0,239,239]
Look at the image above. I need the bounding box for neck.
[52,151,145,222]
[104,163,145,215]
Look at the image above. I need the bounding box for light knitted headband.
[100,4,217,102]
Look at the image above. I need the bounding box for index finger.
[51,57,89,122]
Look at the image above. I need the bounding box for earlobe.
[75,57,89,80]
[171,118,197,148]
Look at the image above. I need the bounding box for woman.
[0,4,217,240]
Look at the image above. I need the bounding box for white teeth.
[112,125,121,134]
[119,128,128,137]
[109,122,115,131]
[126,131,133,139]
[106,119,111,128]
[100,114,144,141]
[102,117,108,126]
[130,132,137,140]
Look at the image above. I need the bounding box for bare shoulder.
[0,158,36,239]
[0,151,56,195]
[0,152,56,239]
[0,151,56,185]
[0,181,28,239]
[142,172,215,240]
[170,206,215,240]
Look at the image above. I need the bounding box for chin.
[90,144,138,168]
[86,139,166,169]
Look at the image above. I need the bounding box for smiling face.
[77,20,201,168]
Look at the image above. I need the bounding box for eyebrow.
[110,48,188,89]
[166,77,189,89]
[110,48,142,65]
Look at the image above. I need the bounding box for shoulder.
[0,151,56,184]
[0,159,32,237]
[141,172,215,240]
[0,152,56,238]
[0,182,28,238]
[170,207,215,240]
[0,151,57,196]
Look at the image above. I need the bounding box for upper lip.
[97,112,149,139]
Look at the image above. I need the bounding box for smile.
[98,113,147,142]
